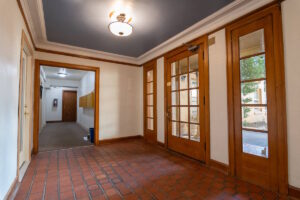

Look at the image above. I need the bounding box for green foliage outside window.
[240,55,265,122]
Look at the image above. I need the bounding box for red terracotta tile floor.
[15,139,289,200]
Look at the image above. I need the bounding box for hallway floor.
[16,139,285,200]
[39,122,92,152]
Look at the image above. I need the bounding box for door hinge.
[203,96,205,105]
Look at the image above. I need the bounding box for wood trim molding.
[289,185,300,199]
[97,135,143,145]
[33,59,100,153]
[209,159,229,175]
[226,3,288,195]
[35,48,140,67]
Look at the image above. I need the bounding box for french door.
[143,61,157,143]
[166,44,206,161]
[230,15,279,190]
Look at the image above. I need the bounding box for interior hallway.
[39,122,92,152]
[15,139,282,200]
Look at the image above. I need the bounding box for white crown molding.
[22,0,274,66]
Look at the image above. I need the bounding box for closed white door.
[19,49,29,168]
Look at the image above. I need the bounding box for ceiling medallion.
[108,11,133,37]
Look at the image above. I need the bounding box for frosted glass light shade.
[108,21,133,37]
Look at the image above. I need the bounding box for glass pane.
[180,91,188,105]
[241,80,267,104]
[172,107,179,121]
[171,92,179,105]
[180,123,189,139]
[147,82,153,94]
[190,107,199,123]
[240,55,266,81]
[239,29,265,58]
[190,89,199,105]
[180,107,188,122]
[179,58,188,74]
[242,106,268,131]
[189,54,198,72]
[172,122,179,137]
[147,118,154,130]
[147,94,153,106]
[179,74,188,90]
[189,72,199,88]
[171,77,179,91]
[171,62,179,76]
[147,107,153,118]
[190,124,200,142]
[242,130,268,158]
[147,70,153,82]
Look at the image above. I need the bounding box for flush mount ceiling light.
[57,69,68,78]
[108,12,133,37]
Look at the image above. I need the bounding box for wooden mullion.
[242,128,268,133]
[241,104,267,107]
[241,77,266,83]
[239,52,265,60]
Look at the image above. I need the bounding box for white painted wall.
[282,0,300,188]
[208,29,229,164]
[0,1,34,199]
[35,52,143,140]
[156,58,165,143]
[77,72,95,131]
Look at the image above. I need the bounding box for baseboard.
[4,177,17,200]
[289,185,300,199]
[46,120,63,123]
[209,159,229,175]
[97,135,143,145]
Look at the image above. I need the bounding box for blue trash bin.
[89,128,94,143]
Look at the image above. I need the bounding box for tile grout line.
[42,152,52,200]
[64,150,77,200]
[25,156,41,200]
[70,149,93,200]
[90,148,124,198]
[79,147,110,200]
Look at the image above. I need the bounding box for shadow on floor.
[39,122,92,152]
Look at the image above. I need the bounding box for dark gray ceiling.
[43,0,233,57]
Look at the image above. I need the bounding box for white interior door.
[19,50,28,168]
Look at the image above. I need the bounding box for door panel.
[144,61,157,142]
[62,91,77,122]
[19,50,28,168]
[231,16,278,190]
[166,45,206,161]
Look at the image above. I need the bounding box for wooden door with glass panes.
[231,16,278,190]
[143,61,157,143]
[166,45,206,161]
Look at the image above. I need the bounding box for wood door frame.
[17,30,34,179]
[143,60,157,143]
[226,4,288,194]
[163,35,210,164]
[62,90,77,122]
[33,60,100,153]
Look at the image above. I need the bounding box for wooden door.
[62,91,77,122]
[166,45,206,161]
[143,61,157,143]
[231,16,278,190]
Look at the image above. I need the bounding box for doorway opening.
[33,60,100,153]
